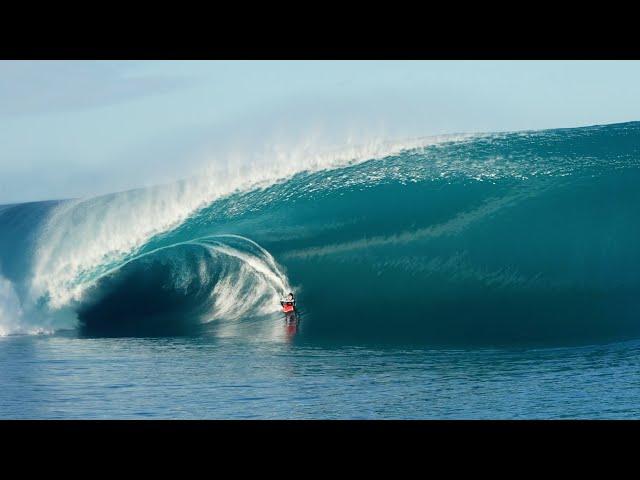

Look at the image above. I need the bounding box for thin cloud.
[0,61,193,116]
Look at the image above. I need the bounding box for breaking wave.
[1,122,640,345]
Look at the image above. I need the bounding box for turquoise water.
[2,333,640,419]
[1,122,640,418]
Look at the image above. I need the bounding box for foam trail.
[282,188,539,259]
[192,237,292,341]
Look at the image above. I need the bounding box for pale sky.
[1,60,639,204]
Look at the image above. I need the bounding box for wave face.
[1,122,640,345]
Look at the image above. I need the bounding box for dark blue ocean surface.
[2,333,640,419]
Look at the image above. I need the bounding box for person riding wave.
[281,292,296,312]
[281,292,298,324]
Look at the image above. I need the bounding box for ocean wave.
[1,122,640,345]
